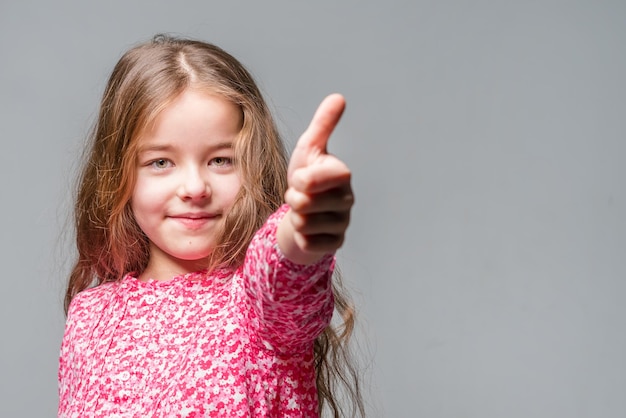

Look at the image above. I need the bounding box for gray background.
[1,1,625,417]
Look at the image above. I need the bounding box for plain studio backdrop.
[1,1,625,417]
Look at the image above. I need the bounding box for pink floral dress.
[58,206,335,417]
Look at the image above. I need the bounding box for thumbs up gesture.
[277,94,355,265]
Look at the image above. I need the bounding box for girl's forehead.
[134,89,243,151]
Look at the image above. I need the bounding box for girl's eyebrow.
[137,143,173,153]
[137,141,234,153]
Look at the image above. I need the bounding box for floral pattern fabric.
[58,205,335,417]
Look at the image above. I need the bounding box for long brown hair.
[66,34,364,417]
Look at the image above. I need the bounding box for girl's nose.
[178,168,210,200]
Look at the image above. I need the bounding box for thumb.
[288,94,346,178]
[297,93,346,155]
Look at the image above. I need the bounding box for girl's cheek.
[226,176,243,203]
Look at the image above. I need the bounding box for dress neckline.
[122,267,235,290]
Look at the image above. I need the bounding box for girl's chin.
[147,246,214,271]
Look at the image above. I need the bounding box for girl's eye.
[151,159,171,169]
[211,157,232,166]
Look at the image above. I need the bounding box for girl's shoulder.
[75,280,118,299]
[67,277,127,317]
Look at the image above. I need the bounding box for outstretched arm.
[277,93,354,265]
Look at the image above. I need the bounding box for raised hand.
[277,94,354,265]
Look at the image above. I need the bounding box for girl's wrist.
[276,208,327,266]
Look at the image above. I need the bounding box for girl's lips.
[168,213,218,229]
[170,213,215,219]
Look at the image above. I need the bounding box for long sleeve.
[242,204,335,352]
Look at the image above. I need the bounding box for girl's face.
[131,89,243,281]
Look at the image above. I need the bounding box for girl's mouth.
[169,213,218,229]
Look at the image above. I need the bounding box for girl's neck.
[139,253,209,282]
[136,239,214,281]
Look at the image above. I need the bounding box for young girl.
[59,34,363,417]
